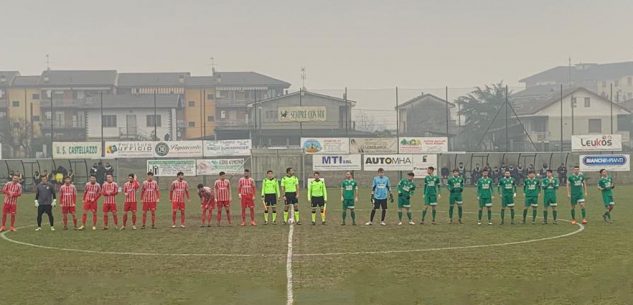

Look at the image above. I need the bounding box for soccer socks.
[104,215,109,227]
[449,206,454,220]
[82,214,87,226]
[422,209,427,222]
[123,214,128,227]
[350,210,356,223]
[510,209,515,221]
[250,208,256,222]
[272,210,277,222]
[311,210,317,223]
[172,211,177,225]
[381,209,386,222]
[264,210,269,222]
[217,209,223,224]
[294,211,300,223]
[342,210,347,222]
[500,209,505,222]
[487,209,492,222]
[132,214,136,226]
[571,208,576,220]
[398,211,403,221]
[284,211,289,223]
[407,211,412,221]
[226,209,232,224]
[581,208,587,219]
[151,211,156,226]
[10,214,15,227]
[180,211,186,225]
[241,206,247,223]
[320,209,326,222]
[543,210,548,222]
[478,209,483,221]
[458,206,463,220]
[63,214,68,227]
[1,213,6,227]
[92,213,97,227]
[552,210,558,221]
[432,209,437,222]
[370,209,376,222]
[522,209,528,222]
[113,214,119,226]
[202,209,208,225]
[532,209,537,222]
[142,212,147,226]
[72,215,77,227]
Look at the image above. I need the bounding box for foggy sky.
[1,0,632,91]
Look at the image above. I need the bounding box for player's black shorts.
[285,192,298,205]
[311,196,325,207]
[264,194,277,206]
[373,199,388,210]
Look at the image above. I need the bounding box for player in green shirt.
[447,169,464,224]
[597,169,616,223]
[497,170,517,224]
[261,170,280,225]
[421,167,441,224]
[397,172,416,225]
[522,170,540,224]
[340,171,359,225]
[476,169,494,225]
[308,172,328,225]
[281,167,301,225]
[566,165,588,225]
[541,169,559,224]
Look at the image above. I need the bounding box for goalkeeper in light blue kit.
[366,168,393,226]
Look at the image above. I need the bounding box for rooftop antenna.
[210,57,215,75]
[46,54,50,71]
[301,67,306,90]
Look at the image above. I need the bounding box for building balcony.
[215,98,251,108]
[215,120,251,128]
[41,120,86,130]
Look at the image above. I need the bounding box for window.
[220,111,226,119]
[188,101,195,107]
[531,117,547,132]
[571,97,577,108]
[32,115,40,122]
[102,115,117,128]
[207,115,214,122]
[207,93,214,100]
[588,119,602,133]
[188,121,195,127]
[12,101,19,107]
[146,115,162,127]
[584,97,590,108]
[32,93,40,100]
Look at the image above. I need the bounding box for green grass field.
[0,186,631,305]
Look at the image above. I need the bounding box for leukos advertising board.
[147,159,197,177]
[196,159,246,175]
[363,154,415,171]
[105,141,203,158]
[571,134,622,151]
[53,142,102,159]
[579,154,630,172]
[412,154,438,178]
[301,138,350,154]
[349,138,398,154]
[398,137,448,153]
[203,140,252,157]
[312,155,362,171]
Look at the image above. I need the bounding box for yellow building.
[6,75,43,137]
[184,77,216,139]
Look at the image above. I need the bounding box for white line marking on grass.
[294,220,585,257]
[286,223,295,305]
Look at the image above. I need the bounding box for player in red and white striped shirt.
[238,169,257,226]
[59,177,78,230]
[169,172,190,228]
[140,172,160,229]
[1,174,23,232]
[214,172,232,225]
[197,184,214,227]
[79,175,101,231]
[121,174,140,230]
[101,174,119,230]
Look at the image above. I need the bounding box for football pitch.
[1,186,631,305]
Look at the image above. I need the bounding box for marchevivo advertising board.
[146,159,197,177]
[301,138,350,155]
[105,141,203,158]
[196,159,246,175]
[398,137,448,153]
[203,140,252,157]
[53,142,102,159]
[412,154,438,178]
[571,134,622,152]
[579,154,630,172]
[312,155,362,171]
[350,138,398,154]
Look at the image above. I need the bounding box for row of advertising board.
[147,159,247,177]
[301,137,449,154]
[52,140,252,159]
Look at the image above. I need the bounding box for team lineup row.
[0,165,617,232]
